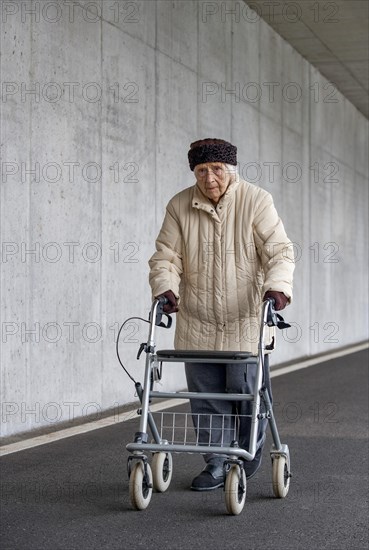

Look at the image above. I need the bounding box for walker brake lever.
[275,314,291,330]
[157,313,172,329]
[136,342,147,360]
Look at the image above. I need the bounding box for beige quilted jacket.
[149,175,295,354]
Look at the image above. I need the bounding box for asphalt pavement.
[1,349,368,550]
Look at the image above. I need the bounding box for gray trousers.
[185,355,271,464]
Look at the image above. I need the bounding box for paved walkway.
[1,349,368,550]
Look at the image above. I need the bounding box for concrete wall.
[1,0,368,437]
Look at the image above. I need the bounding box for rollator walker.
[124,297,292,515]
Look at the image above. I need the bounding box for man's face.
[194,162,232,204]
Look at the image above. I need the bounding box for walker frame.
[125,297,291,514]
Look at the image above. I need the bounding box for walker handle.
[153,297,172,328]
[266,298,276,326]
[265,298,290,330]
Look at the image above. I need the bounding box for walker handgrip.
[266,298,277,326]
[152,298,172,328]
[265,299,291,330]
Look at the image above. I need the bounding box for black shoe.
[243,446,263,479]
[190,462,225,491]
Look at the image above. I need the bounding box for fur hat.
[188,138,237,171]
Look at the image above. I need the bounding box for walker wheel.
[129,460,153,510]
[224,465,247,515]
[272,455,291,498]
[152,452,173,493]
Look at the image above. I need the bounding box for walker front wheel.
[129,461,153,510]
[152,452,173,492]
[225,465,246,515]
[272,455,290,498]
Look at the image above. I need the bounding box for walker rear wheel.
[152,452,173,492]
[225,465,246,515]
[129,461,153,510]
[272,455,290,498]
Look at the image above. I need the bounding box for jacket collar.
[191,173,240,212]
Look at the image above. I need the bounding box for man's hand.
[156,290,179,314]
[263,290,288,311]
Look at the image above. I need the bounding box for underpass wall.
[1,1,368,437]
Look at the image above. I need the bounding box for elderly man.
[149,138,294,491]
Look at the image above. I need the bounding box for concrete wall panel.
[156,1,198,72]
[281,42,305,135]
[1,17,33,436]
[198,10,232,83]
[354,114,369,176]
[232,103,260,171]
[259,21,283,125]
[231,12,260,86]
[100,23,157,409]
[102,0,156,49]
[258,114,283,196]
